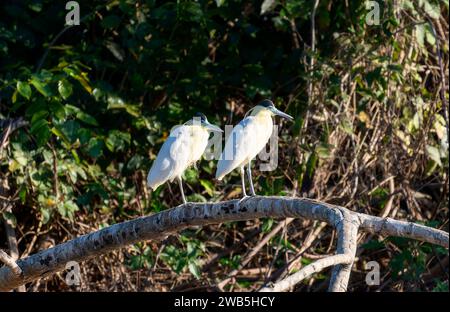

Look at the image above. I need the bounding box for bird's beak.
[271,107,294,121]
[203,121,223,132]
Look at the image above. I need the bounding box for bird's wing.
[147,126,192,190]
[216,116,259,180]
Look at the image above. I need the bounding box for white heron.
[215,99,293,197]
[147,113,223,204]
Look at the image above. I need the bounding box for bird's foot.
[238,195,250,204]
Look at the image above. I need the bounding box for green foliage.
[160,236,205,279]
[128,243,154,270]
[0,0,447,288]
[219,254,241,270]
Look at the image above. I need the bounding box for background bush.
[0,0,448,291]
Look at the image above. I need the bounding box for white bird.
[215,99,293,197]
[147,113,223,204]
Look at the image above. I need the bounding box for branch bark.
[0,250,22,278]
[260,254,353,292]
[1,117,28,292]
[0,196,447,292]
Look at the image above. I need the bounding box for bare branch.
[328,212,359,291]
[357,214,449,247]
[217,218,294,290]
[260,254,353,292]
[0,249,22,278]
[0,196,447,292]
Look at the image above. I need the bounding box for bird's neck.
[189,125,208,135]
[250,107,273,122]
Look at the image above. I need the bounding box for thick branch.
[357,214,448,247]
[328,211,359,291]
[0,196,447,292]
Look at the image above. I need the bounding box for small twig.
[217,218,294,290]
[427,18,449,141]
[0,122,12,156]
[264,221,327,285]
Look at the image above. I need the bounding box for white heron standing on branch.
[215,99,293,197]
[147,113,223,204]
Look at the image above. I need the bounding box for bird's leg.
[178,176,187,204]
[240,166,247,197]
[247,161,256,196]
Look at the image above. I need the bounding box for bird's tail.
[215,163,230,181]
[147,171,163,191]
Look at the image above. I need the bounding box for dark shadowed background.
[0,0,448,291]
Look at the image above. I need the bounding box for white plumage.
[216,111,273,180]
[215,100,293,197]
[147,113,222,204]
[147,125,209,190]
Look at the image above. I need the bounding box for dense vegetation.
[0,0,448,291]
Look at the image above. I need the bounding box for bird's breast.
[188,127,209,162]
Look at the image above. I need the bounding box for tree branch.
[0,250,22,278]
[328,211,359,291]
[260,254,353,292]
[0,196,447,292]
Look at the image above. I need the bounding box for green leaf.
[316,143,333,159]
[183,168,198,184]
[11,90,18,103]
[424,0,441,19]
[58,79,73,100]
[262,218,274,233]
[86,138,104,158]
[340,118,354,135]
[30,118,48,134]
[40,208,51,224]
[426,145,442,166]
[19,188,27,204]
[59,120,81,143]
[188,261,201,279]
[415,24,425,48]
[57,200,79,220]
[107,96,141,117]
[105,130,131,152]
[30,75,52,97]
[200,179,215,196]
[303,152,318,181]
[92,88,104,101]
[215,0,225,7]
[126,154,143,170]
[63,67,92,94]
[48,100,66,120]
[16,81,32,100]
[76,111,99,126]
[425,23,436,45]
[2,211,17,228]
[12,148,28,167]
[33,124,52,147]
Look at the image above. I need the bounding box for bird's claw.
[238,195,252,204]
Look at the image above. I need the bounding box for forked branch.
[0,196,447,292]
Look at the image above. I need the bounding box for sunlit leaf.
[16,81,32,100]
